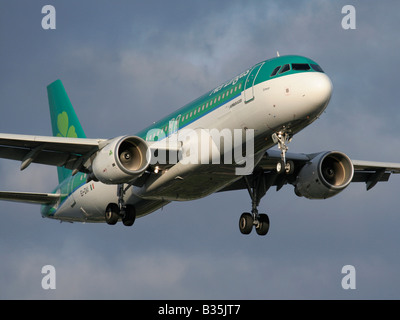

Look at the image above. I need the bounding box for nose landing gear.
[273,131,294,175]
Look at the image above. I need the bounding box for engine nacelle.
[92,136,150,184]
[294,151,354,199]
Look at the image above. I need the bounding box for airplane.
[1,54,400,236]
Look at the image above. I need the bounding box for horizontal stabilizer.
[0,191,60,205]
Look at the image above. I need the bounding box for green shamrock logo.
[57,111,77,138]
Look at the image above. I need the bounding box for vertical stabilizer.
[47,80,86,183]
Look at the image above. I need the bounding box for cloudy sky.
[1,0,400,299]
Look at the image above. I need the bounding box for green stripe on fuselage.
[136,55,321,141]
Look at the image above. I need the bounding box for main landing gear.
[239,130,296,236]
[239,173,270,236]
[105,184,136,226]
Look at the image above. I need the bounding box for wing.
[0,133,107,173]
[0,191,60,205]
[219,149,400,193]
[351,159,400,190]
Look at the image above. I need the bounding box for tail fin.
[47,80,86,183]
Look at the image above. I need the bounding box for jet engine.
[294,151,354,199]
[92,136,150,184]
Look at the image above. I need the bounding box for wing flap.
[0,134,104,152]
[351,159,400,173]
[0,145,78,167]
[0,133,106,172]
[0,191,60,205]
[351,160,400,190]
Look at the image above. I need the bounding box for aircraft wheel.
[285,160,295,175]
[276,160,285,174]
[277,160,294,175]
[255,214,270,236]
[239,212,253,234]
[105,203,119,225]
[122,204,136,226]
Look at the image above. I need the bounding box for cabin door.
[244,62,264,103]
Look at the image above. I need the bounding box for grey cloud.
[1,0,400,300]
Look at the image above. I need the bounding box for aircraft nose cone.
[306,72,332,113]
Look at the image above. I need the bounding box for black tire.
[255,214,270,236]
[276,160,285,174]
[239,212,253,235]
[122,205,136,226]
[285,160,295,175]
[105,203,119,225]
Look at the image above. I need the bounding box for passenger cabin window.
[311,64,324,72]
[270,66,281,77]
[279,64,290,74]
[291,63,311,71]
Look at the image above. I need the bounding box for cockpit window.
[279,64,290,74]
[291,63,311,71]
[270,66,281,77]
[310,64,324,73]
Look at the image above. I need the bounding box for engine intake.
[92,136,150,184]
[294,151,354,199]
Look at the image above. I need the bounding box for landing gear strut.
[239,173,270,236]
[105,184,136,226]
[272,131,294,175]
